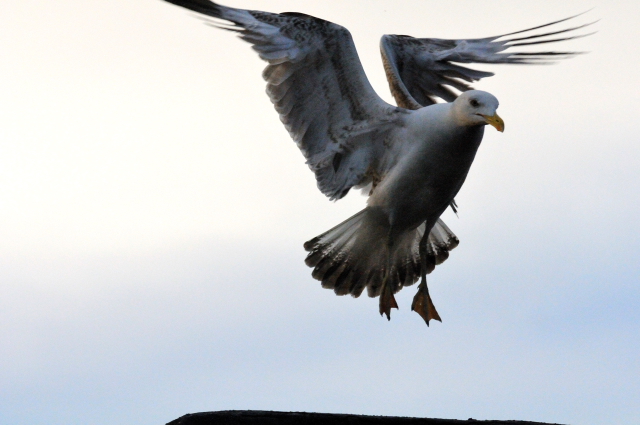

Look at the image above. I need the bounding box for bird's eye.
[470,99,480,107]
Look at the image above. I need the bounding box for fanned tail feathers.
[304,208,459,299]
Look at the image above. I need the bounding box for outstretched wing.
[161,0,408,200]
[381,13,594,109]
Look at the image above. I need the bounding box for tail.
[304,207,459,298]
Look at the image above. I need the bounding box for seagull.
[159,0,591,325]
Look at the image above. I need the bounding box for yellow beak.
[482,113,505,132]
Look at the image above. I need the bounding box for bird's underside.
[159,0,592,325]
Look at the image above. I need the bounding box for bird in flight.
[159,0,591,325]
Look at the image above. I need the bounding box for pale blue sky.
[1,1,638,424]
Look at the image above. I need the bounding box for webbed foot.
[379,283,399,321]
[411,282,441,326]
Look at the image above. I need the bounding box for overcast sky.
[1,1,639,424]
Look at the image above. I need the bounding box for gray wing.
[381,13,594,108]
[161,0,408,200]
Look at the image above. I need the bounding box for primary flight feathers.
[380,13,593,108]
